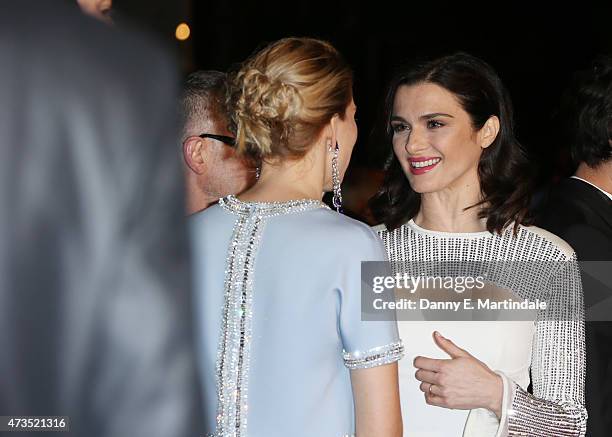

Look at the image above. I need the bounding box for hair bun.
[241,69,303,121]
[231,68,303,156]
[227,37,352,162]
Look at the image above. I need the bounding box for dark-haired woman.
[371,53,587,436]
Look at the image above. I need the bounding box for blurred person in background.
[0,2,203,436]
[538,55,612,436]
[76,0,113,23]
[180,70,256,214]
[341,167,385,224]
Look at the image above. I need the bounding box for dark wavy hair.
[370,52,533,234]
[561,55,612,167]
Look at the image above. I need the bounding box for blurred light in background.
[175,22,191,41]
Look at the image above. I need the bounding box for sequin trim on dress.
[508,382,588,436]
[214,196,330,437]
[220,194,329,218]
[343,340,404,370]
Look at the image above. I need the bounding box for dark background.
[113,0,612,221]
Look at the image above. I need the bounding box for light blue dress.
[190,195,403,437]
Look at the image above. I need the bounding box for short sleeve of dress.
[337,226,404,370]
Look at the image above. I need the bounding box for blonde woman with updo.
[190,38,404,437]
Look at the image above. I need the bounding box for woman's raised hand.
[413,331,503,418]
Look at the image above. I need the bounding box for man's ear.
[183,136,205,174]
[479,115,500,149]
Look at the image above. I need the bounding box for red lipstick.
[408,156,441,175]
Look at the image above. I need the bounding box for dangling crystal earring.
[331,142,343,213]
[255,166,261,180]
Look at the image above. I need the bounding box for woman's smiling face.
[390,82,489,195]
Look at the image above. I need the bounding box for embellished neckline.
[219,194,330,218]
[406,219,493,238]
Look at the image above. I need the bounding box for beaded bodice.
[377,220,587,436]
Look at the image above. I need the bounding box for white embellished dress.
[191,195,403,437]
[376,220,587,437]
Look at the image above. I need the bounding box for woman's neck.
[414,185,486,233]
[238,150,325,203]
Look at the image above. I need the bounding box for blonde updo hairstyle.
[228,37,353,164]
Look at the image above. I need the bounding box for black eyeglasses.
[198,133,236,147]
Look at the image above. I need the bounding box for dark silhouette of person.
[538,55,612,436]
[0,2,204,436]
